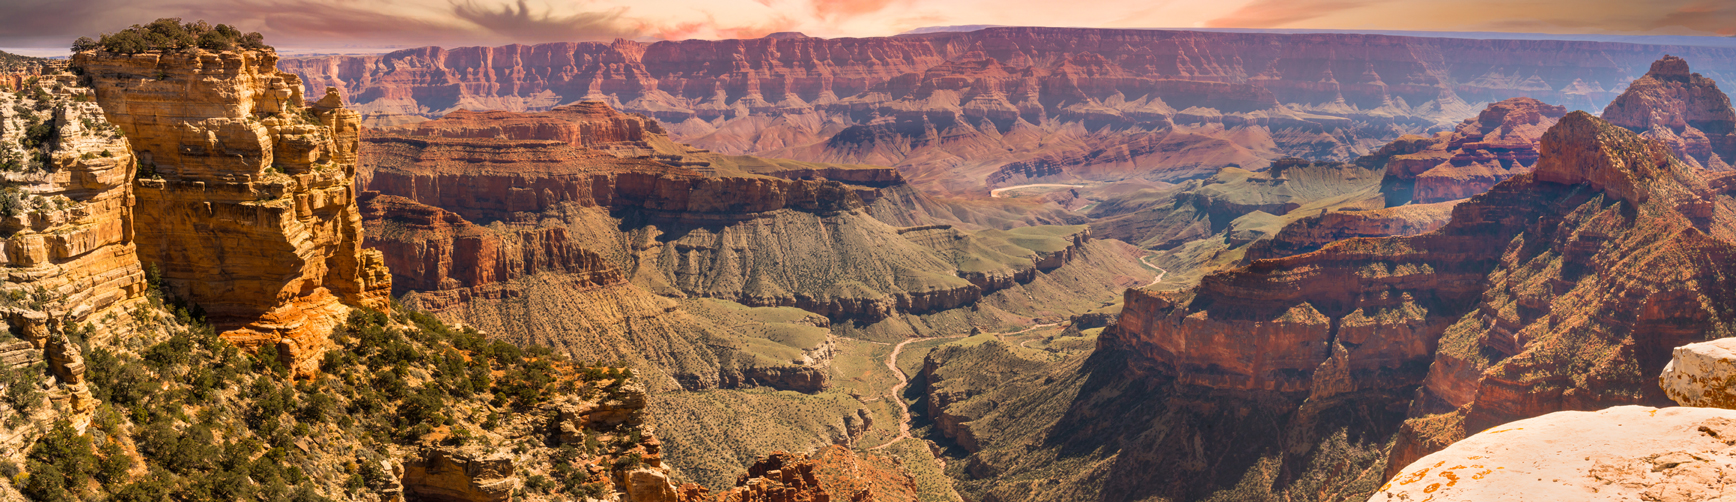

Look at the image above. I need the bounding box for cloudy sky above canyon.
[1,0,1731,54]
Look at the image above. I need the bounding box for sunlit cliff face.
[2,0,1730,53]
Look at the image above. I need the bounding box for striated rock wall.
[1602,55,1736,171]
[360,191,622,294]
[360,103,1099,325]
[283,29,1736,193]
[1106,109,1736,495]
[73,48,391,376]
[0,73,147,431]
[1245,201,1458,260]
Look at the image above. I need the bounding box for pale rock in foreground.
[1370,406,1736,501]
[1662,337,1736,408]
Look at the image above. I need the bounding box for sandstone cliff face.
[73,48,390,376]
[0,74,146,433]
[1095,110,1736,499]
[284,29,1736,194]
[359,192,622,294]
[1602,55,1736,171]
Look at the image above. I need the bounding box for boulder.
[1662,337,1736,408]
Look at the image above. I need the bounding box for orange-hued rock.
[0,73,147,428]
[1380,97,1566,204]
[1602,55,1736,171]
[1105,110,1736,492]
[73,48,391,376]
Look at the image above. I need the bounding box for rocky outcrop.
[1245,201,1457,260]
[1661,337,1736,408]
[1379,97,1567,204]
[359,192,623,294]
[73,48,391,376]
[1602,55,1736,171]
[1371,406,1736,502]
[283,29,1736,194]
[1100,110,1736,499]
[0,74,148,336]
[0,73,149,432]
[401,448,516,502]
[682,446,914,502]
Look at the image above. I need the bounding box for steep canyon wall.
[282,29,1736,194]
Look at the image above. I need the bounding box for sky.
[0,0,1731,55]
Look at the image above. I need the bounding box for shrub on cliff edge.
[80,18,269,55]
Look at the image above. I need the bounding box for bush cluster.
[73,18,268,55]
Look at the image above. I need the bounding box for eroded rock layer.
[1379,97,1567,204]
[360,103,1093,325]
[1093,109,1736,500]
[73,48,391,375]
[282,28,1736,193]
[1602,55,1736,171]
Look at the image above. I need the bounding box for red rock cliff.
[1107,110,1736,485]
[1601,55,1736,171]
[282,29,1736,193]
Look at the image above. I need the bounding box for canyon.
[8,19,1736,502]
[282,29,1736,195]
[906,55,1736,502]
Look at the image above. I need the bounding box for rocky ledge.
[1372,406,1736,501]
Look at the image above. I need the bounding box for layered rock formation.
[1379,97,1567,204]
[282,28,1736,194]
[0,73,146,433]
[0,74,146,335]
[1372,406,1736,502]
[72,48,391,376]
[359,102,1096,326]
[1602,55,1736,171]
[1035,109,1736,500]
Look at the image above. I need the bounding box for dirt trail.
[871,323,1057,450]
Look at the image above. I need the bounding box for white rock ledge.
[1370,406,1736,501]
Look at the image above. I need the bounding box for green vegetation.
[11,274,642,500]
[76,19,268,55]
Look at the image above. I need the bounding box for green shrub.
[93,19,270,55]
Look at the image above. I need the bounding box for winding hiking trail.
[870,322,1059,451]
